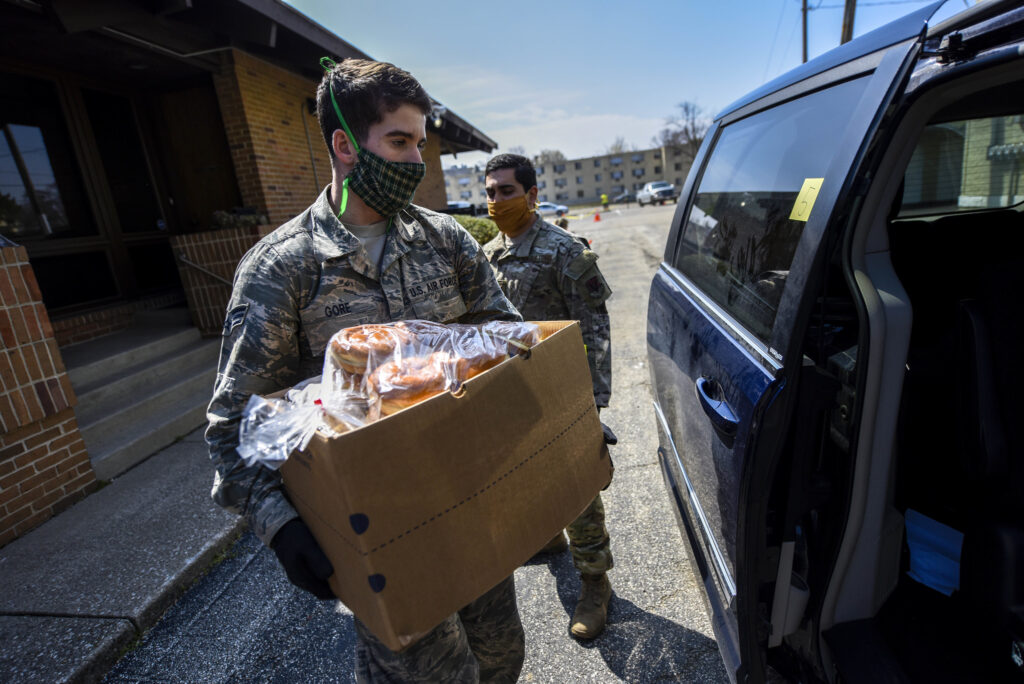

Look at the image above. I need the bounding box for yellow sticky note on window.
[789,178,824,222]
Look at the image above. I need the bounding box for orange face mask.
[487,195,534,234]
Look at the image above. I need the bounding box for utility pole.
[802,0,808,63]
[841,0,857,44]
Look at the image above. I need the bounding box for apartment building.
[444,145,697,208]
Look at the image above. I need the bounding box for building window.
[632,153,644,163]
[595,187,602,194]
[611,170,623,180]
[577,190,585,198]
[594,174,601,181]
[676,178,683,185]
[458,177,470,185]
[611,157,622,166]
[553,163,566,173]
[538,180,547,189]
[537,166,544,175]
[539,194,548,201]
[612,185,624,193]
[555,192,569,200]
[82,89,163,234]
[654,166,662,174]
[574,161,582,169]
[554,178,567,187]
[477,174,484,182]
[460,190,471,199]
[674,162,682,170]
[575,176,584,184]
[480,189,487,197]
[0,73,97,242]
[632,168,645,177]
[594,159,601,167]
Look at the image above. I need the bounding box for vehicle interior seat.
[956,256,1024,675]
[889,207,1024,680]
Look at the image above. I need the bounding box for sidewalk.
[0,426,244,683]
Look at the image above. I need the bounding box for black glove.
[601,422,618,445]
[270,519,335,600]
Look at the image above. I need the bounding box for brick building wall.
[0,246,95,547]
[214,49,447,230]
[172,225,263,337]
[414,130,446,210]
[213,50,328,227]
[51,292,186,347]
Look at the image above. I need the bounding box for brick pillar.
[0,245,96,547]
[172,225,262,337]
[414,129,447,211]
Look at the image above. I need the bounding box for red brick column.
[172,225,262,337]
[0,245,95,547]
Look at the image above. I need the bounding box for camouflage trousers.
[567,493,613,576]
[354,575,524,683]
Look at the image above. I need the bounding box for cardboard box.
[279,320,612,651]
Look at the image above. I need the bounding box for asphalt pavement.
[1,203,729,683]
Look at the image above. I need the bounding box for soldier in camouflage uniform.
[206,58,525,683]
[482,154,615,640]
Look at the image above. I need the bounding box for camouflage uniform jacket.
[206,187,520,545]
[482,214,611,406]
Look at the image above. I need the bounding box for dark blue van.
[647,1,1024,682]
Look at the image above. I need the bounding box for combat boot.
[570,573,611,639]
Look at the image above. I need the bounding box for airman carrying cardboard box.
[279,320,612,651]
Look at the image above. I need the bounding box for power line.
[763,0,789,82]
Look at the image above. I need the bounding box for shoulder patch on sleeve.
[223,303,249,336]
[563,249,599,281]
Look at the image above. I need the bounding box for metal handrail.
[175,251,232,286]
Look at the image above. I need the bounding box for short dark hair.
[317,58,432,159]
[485,154,537,192]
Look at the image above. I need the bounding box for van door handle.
[696,377,739,447]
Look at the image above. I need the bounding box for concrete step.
[84,377,214,482]
[74,339,219,429]
[65,326,201,390]
[62,307,220,481]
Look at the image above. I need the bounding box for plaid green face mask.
[320,57,426,218]
[347,146,425,217]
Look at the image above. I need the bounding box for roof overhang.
[1,0,496,153]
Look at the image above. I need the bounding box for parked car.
[445,200,476,216]
[646,2,1024,683]
[612,191,635,204]
[536,201,568,217]
[637,181,678,206]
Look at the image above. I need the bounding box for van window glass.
[674,76,868,342]
[899,114,1024,216]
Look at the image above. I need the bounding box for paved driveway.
[105,204,728,683]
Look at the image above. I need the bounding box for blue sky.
[283,0,972,166]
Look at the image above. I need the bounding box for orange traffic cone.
[594,212,601,222]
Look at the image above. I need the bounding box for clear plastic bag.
[238,320,541,468]
[326,320,540,418]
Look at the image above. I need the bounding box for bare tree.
[536,149,566,163]
[653,102,710,160]
[605,137,632,154]
[506,145,526,155]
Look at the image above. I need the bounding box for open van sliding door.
[647,15,931,681]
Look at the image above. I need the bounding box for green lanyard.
[320,56,360,217]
